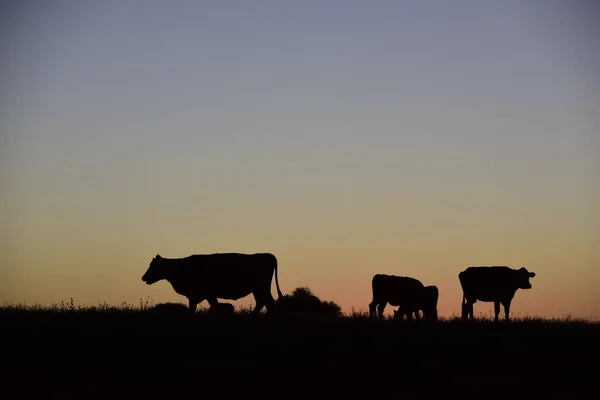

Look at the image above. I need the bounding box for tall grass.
[1,299,597,325]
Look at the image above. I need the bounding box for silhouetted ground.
[1,303,598,399]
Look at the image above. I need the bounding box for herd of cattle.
[141,252,536,322]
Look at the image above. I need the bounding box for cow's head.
[142,254,167,285]
[517,267,536,289]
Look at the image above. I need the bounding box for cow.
[394,285,439,322]
[369,274,424,320]
[142,253,283,315]
[459,266,536,322]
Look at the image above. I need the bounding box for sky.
[1,0,598,319]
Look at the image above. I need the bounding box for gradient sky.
[1,0,598,319]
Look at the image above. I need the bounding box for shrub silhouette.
[276,287,342,318]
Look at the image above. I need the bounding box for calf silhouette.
[142,253,283,315]
[459,266,536,322]
[369,274,424,320]
[394,285,439,322]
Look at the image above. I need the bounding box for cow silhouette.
[142,253,283,315]
[459,266,536,322]
[369,274,424,320]
[394,285,439,322]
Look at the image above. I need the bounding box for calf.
[369,274,424,320]
[394,285,439,322]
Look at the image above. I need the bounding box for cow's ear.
[529,272,536,278]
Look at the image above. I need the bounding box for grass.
[1,298,595,323]
[1,300,599,399]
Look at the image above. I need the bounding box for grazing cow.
[459,266,536,322]
[369,274,424,320]
[394,285,439,322]
[142,253,283,315]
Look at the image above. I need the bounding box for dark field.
[2,303,599,400]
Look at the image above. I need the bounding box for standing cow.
[142,253,283,315]
[459,266,536,322]
[394,285,439,322]
[369,274,424,320]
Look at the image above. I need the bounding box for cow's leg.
[502,300,512,322]
[425,308,438,322]
[462,294,473,320]
[467,301,475,321]
[494,301,501,322]
[264,293,277,315]
[207,297,219,310]
[252,301,265,316]
[188,298,198,313]
[394,306,405,321]
[411,310,420,321]
[250,292,267,316]
[377,301,387,320]
[369,300,378,320]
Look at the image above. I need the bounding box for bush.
[276,287,342,318]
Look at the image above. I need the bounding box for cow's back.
[460,266,515,301]
[461,266,512,285]
[184,253,275,274]
[176,253,278,299]
[372,274,424,306]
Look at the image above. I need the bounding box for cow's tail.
[459,271,467,306]
[274,256,283,300]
